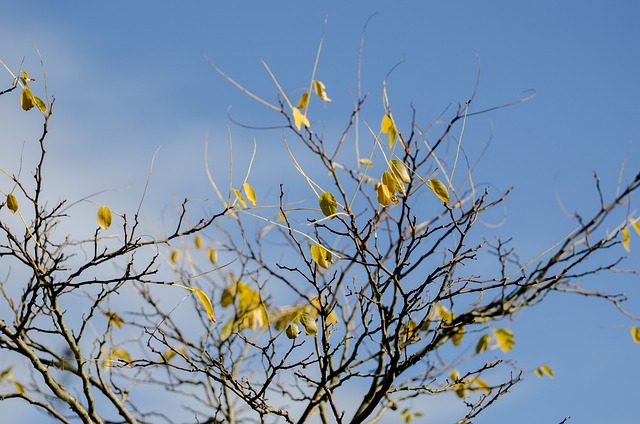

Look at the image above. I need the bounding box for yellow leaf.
[427,178,450,204]
[632,327,640,343]
[97,205,112,229]
[191,287,215,322]
[390,160,411,184]
[494,328,515,352]
[195,235,203,250]
[208,248,218,264]
[104,311,124,329]
[631,218,640,236]
[376,183,392,207]
[380,114,398,147]
[469,377,490,392]
[319,192,337,218]
[292,107,310,130]
[286,322,301,339]
[112,348,132,362]
[475,334,490,354]
[622,226,630,252]
[243,182,257,206]
[359,158,374,167]
[13,381,25,395]
[539,364,554,378]
[435,304,452,324]
[451,326,465,346]
[313,80,332,102]
[534,368,543,378]
[233,188,247,208]
[297,91,310,109]
[381,171,400,195]
[6,193,18,213]
[20,86,35,111]
[310,244,333,269]
[170,250,180,264]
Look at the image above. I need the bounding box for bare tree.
[1,39,638,424]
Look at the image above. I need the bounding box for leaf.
[390,159,411,184]
[34,96,47,113]
[297,91,310,109]
[376,183,391,206]
[104,311,124,329]
[632,327,640,343]
[319,192,337,218]
[299,311,318,335]
[310,244,333,269]
[292,107,310,130]
[13,381,25,394]
[233,188,247,208]
[451,326,465,346]
[243,182,257,206]
[539,364,554,378]
[622,226,630,252]
[381,171,400,196]
[20,86,35,111]
[427,179,450,204]
[469,377,490,392]
[111,348,132,362]
[219,319,235,341]
[313,80,332,102]
[0,367,13,383]
[494,328,515,352]
[475,334,491,354]
[631,218,640,236]
[191,287,215,323]
[170,250,180,264]
[96,205,112,229]
[380,114,397,147]
[194,235,203,250]
[359,158,374,167]
[6,193,18,213]
[435,304,452,324]
[208,248,218,264]
[286,322,301,339]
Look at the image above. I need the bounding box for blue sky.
[1,1,639,423]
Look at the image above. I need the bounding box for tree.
[1,38,638,424]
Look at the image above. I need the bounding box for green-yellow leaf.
[6,193,18,213]
[297,91,310,109]
[632,327,640,343]
[195,235,203,250]
[299,311,318,335]
[97,205,112,229]
[310,244,333,269]
[286,322,301,339]
[469,377,490,392]
[359,158,374,167]
[208,248,218,264]
[233,188,247,208]
[314,80,332,102]
[631,218,640,236]
[319,192,337,218]
[381,171,400,196]
[390,159,411,184]
[292,107,310,130]
[475,334,491,354]
[20,86,35,111]
[427,178,450,204]
[622,226,630,252]
[380,114,397,147]
[243,182,257,206]
[34,96,46,113]
[494,328,515,352]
